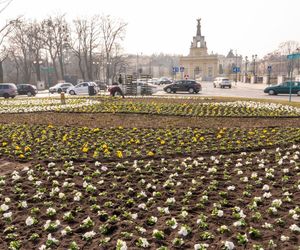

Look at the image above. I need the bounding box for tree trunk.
[78,56,85,80]
[0,61,3,83]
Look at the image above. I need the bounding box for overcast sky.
[2,0,300,58]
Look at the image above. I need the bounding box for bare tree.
[41,15,70,81]
[0,0,13,15]
[278,41,300,55]
[8,19,36,83]
[100,15,127,83]
[71,16,101,81]
[27,21,45,82]
[71,18,87,80]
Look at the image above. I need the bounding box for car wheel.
[3,93,9,99]
[297,90,300,96]
[188,88,195,94]
[229,86,232,89]
[57,88,62,93]
[268,89,275,95]
[27,91,32,97]
[69,90,76,95]
[166,87,172,93]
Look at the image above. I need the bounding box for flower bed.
[1,98,300,117]
[0,124,299,162]
[0,145,299,249]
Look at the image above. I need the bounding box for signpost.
[267,65,272,85]
[180,66,184,80]
[233,67,240,83]
[286,53,300,102]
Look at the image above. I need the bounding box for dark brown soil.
[0,112,300,128]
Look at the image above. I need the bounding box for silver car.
[213,77,232,88]
[0,83,18,98]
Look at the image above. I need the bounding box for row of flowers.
[0,124,299,161]
[60,100,300,117]
[1,97,300,117]
[0,98,100,114]
[0,144,299,249]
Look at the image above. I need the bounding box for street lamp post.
[235,50,238,83]
[297,48,300,75]
[93,61,100,80]
[33,60,43,82]
[106,62,112,85]
[252,54,257,83]
[245,56,248,83]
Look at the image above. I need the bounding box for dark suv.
[17,84,38,96]
[0,83,18,98]
[163,80,202,94]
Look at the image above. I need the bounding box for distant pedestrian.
[109,85,125,98]
[118,74,123,84]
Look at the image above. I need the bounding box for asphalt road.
[31,82,300,102]
[154,82,300,102]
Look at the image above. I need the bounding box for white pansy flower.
[262,184,269,191]
[0,204,9,211]
[217,210,224,217]
[263,192,272,198]
[289,224,300,232]
[194,243,209,250]
[280,235,289,241]
[224,241,235,250]
[3,212,12,218]
[178,225,189,236]
[26,216,35,226]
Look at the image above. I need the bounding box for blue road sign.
[180,66,184,72]
[172,67,179,73]
[287,53,300,60]
[232,67,240,73]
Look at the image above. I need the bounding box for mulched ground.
[0,112,300,128]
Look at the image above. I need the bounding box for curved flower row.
[61,100,300,117]
[0,124,299,161]
[0,145,299,249]
[0,98,100,114]
[0,97,299,117]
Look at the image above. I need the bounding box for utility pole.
[235,50,238,84]
[245,56,248,83]
[252,54,257,83]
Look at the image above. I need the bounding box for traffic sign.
[180,66,184,72]
[232,67,240,73]
[287,53,300,60]
[172,67,179,73]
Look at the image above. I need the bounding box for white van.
[213,77,232,88]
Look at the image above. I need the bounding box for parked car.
[163,80,201,94]
[264,81,300,95]
[0,83,18,98]
[67,82,99,95]
[17,84,38,96]
[96,81,108,91]
[157,77,172,85]
[213,77,232,88]
[49,82,74,94]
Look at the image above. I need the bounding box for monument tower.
[179,18,218,81]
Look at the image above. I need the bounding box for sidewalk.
[232,82,267,90]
